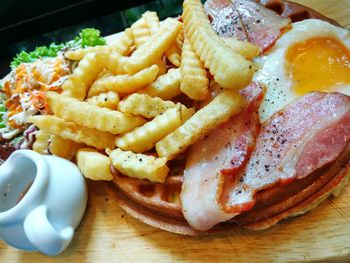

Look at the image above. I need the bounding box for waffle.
[257,0,340,26]
[110,0,347,235]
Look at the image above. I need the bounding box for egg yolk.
[286,37,350,95]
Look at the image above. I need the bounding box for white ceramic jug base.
[0,150,87,256]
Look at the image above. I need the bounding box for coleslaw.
[0,28,106,152]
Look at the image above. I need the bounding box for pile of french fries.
[29,0,258,183]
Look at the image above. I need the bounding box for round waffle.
[110,0,348,235]
[258,0,340,26]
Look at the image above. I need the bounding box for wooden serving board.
[1,1,350,262]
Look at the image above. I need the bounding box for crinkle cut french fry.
[155,90,246,159]
[209,80,225,98]
[103,51,128,75]
[124,18,182,74]
[108,148,169,183]
[65,45,107,61]
[77,148,113,181]
[28,115,115,150]
[62,52,104,100]
[154,56,167,77]
[32,130,50,154]
[88,64,159,97]
[64,29,133,61]
[61,77,86,101]
[165,43,181,67]
[130,17,151,47]
[182,0,254,90]
[137,68,181,100]
[50,135,81,160]
[86,91,120,110]
[115,105,193,153]
[110,28,134,55]
[220,37,260,60]
[118,93,176,118]
[176,25,184,49]
[47,92,146,135]
[142,11,160,34]
[180,37,209,100]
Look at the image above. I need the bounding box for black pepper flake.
[139,158,143,162]
[264,165,270,172]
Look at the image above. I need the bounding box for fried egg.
[254,19,350,122]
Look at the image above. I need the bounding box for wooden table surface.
[1,1,350,262]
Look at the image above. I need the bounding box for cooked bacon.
[182,92,350,231]
[234,143,350,229]
[223,92,350,215]
[235,0,291,51]
[204,0,248,41]
[204,0,291,52]
[181,82,264,231]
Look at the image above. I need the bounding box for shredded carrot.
[3,56,69,130]
[30,91,51,114]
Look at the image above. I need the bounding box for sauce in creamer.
[16,182,33,204]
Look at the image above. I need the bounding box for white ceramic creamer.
[0,150,87,256]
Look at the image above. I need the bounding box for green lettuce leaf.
[74,28,106,47]
[11,28,106,68]
[11,43,65,68]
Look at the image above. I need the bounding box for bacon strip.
[182,92,350,231]
[181,82,264,231]
[223,92,350,214]
[204,0,291,52]
[235,0,291,51]
[234,143,350,228]
[204,0,248,41]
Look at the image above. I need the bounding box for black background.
[0,0,183,77]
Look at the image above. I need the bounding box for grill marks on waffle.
[258,0,341,26]
[112,158,184,218]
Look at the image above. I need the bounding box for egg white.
[254,19,350,122]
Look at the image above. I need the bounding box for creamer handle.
[23,206,73,256]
